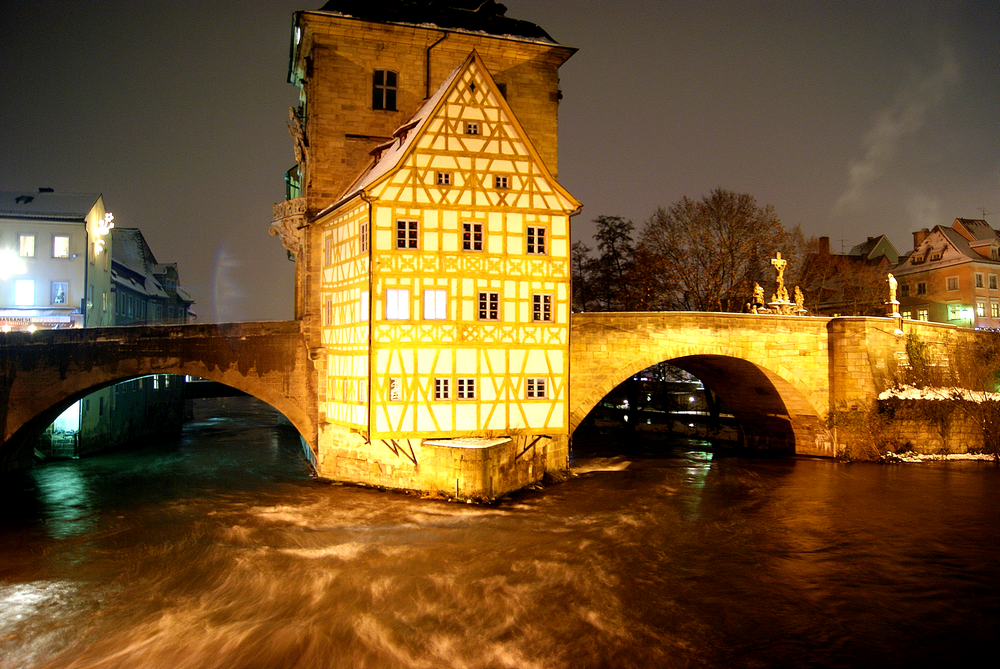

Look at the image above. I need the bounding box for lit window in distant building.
[977,302,986,317]
[917,309,929,321]
[948,304,962,320]
[902,310,912,320]
[53,236,70,258]
[51,282,68,305]
[372,70,397,111]
[14,279,34,305]
[947,277,959,291]
[18,235,34,258]
[992,303,999,319]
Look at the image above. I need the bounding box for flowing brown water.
[1,398,997,668]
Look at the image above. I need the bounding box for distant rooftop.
[314,0,558,43]
[0,190,102,221]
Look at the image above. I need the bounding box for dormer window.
[930,249,942,261]
[373,70,397,111]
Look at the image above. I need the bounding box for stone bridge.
[0,313,975,473]
[570,312,976,457]
[0,321,316,471]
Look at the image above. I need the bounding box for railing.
[272,197,307,223]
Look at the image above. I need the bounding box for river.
[1,397,997,669]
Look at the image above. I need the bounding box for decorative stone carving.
[269,197,308,257]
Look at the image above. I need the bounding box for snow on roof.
[0,191,102,221]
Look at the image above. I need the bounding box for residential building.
[112,228,195,325]
[0,189,114,331]
[802,235,899,316]
[270,1,580,481]
[893,218,1000,328]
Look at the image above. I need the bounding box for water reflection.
[33,465,94,539]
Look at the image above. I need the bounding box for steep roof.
[0,190,101,222]
[315,0,558,43]
[847,235,900,264]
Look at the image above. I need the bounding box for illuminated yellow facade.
[273,6,579,497]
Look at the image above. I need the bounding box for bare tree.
[637,189,800,312]
[592,215,636,311]
[571,240,598,312]
[799,237,890,316]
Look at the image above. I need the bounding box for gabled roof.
[0,191,102,222]
[952,218,996,243]
[847,234,900,264]
[315,0,559,44]
[321,49,579,216]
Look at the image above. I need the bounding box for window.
[324,298,333,325]
[948,304,962,320]
[901,310,912,320]
[324,235,333,266]
[360,219,369,254]
[494,175,508,189]
[532,294,552,322]
[900,283,910,297]
[526,226,546,255]
[976,273,984,288]
[917,309,929,321]
[51,282,67,305]
[930,251,942,261]
[462,222,483,251]
[18,234,34,257]
[388,378,401,401]
[465,122,479,135]
[434,378,450,400]
[385,288,410,319]
[372,70,397,111]
[53,236,70,258]
[437,172,451,186]
[423,289,447,320]
[992,303,999,319]
[526,378,547,399]
[947,277,959,291]
[396,220,418,249]
[917,282,927,295]
[991,274,998,291]
[14,279,34,306]
[478,291,499,320]
[977,302,986,317]
[457,378,476,399]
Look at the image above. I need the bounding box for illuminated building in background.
[271,2,580,494]
[0,189,114,331]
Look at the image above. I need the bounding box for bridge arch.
[570,313,835,456]
[1,322,318,470]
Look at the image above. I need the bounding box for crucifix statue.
[771,252,787,290]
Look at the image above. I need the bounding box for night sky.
[2,1,996,322]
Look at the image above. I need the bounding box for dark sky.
[2,1,996,322]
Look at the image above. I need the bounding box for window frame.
[372,69,398,111]
[916,282,927,295]
[525,377,547,399]
[462,222,483,252]
[52,235,70,258]
[477,291,500,321]
[423,288,447,320]
[396,219,419,250]
[946,276,959,291]
[360,219,369,254]
[526,226,547,255]
[434,378,450,401]
[14,279,34,306]
[532,293,553,322]
[385,288,410,320]
[975,272,984,289]
[51,281,68,305]
[436,172,451,186]
[457,378,476,400]
[917,309,929,321]
[494,175,509,190]
[465,122,479,135]
[18,234,34,258]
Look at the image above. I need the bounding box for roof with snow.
[315,0,558,43]
[0,190,102,222]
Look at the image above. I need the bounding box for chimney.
[912,228,929,249]
[818,236,830,255]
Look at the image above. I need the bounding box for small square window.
[465,122,479,135]
[526,378,547,399]
[437,172,451,186]
[532,294,552,322]
[457,378,476,400]
[478,291,499,321]
[902,310,912,320]
[947,277,959,291]
[526,226,546,255]
[435,378,450,400]
[494,175,508,189]
[396,220,418,249]
[53,236,70,258]
[463,222,483,251]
